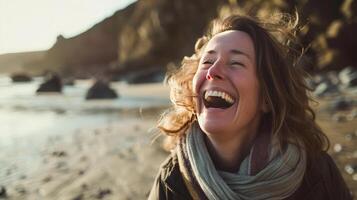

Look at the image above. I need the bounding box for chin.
[197,116,230,135]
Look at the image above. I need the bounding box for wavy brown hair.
[158,13,329,157]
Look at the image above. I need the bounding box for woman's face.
[193,30,264,137]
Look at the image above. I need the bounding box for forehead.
[204,30,255,59]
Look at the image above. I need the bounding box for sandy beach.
[5,114,169,200]
[1,83,356,199]
[1,83,171,200]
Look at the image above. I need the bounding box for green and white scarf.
[176,122,306,200]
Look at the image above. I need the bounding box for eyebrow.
[206,49,251,60]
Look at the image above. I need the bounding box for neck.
[204,121,261,172]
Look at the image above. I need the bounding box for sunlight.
[0,0,136,54]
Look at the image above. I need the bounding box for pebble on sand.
[333,143,343,153]
[94,188,112,199]
[0,186,7,198]
[345,164,357,175]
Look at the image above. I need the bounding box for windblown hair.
[158,13,329,157]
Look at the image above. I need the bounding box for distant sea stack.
[85,80,118,100]
[11,73,32,82]
[36,73,63,93]
[15,0,357,79]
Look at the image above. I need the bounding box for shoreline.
[1,83,356,199]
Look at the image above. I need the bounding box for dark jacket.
[148,152,353,200]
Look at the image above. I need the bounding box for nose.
[206,60,224,81]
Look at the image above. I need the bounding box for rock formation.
[10,73,32,82]
[36,73,62,93]
[37,0,226,79]
[18,0,357,79]
[85,80,118,100]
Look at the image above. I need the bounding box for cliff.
[14,0,357,78]
[0,51,46,75]
[39,0,225,78]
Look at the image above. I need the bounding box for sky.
[0,0,136,55]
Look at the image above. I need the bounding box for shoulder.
[316,153,352,199]
[290,151,352,200]
[158,152,180,182]
[310,152,348,187]
[148,152,192,200]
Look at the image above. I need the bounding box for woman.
[149,13,352,200]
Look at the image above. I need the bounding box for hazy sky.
[0,0,136,54]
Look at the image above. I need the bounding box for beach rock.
[314,81,339,97]
[85,80,118,100]
[78,170,85,176]
[347,109,357,121]
[72,194,84,200]
[6,168,12,176]
[54,108,66,115]
[56,161,68,171]
[331,98,353,111]
[345,132,356,141]
[19,175,27,180]
[94,188,111,199]
[0,186,7,198]
[42,176,52,183]
[15,186,26,195]
[339,66,356,81]
[345,74,357,88]
[339,66,357,88]
[10,73,32,82]
[36,73,62,93]
[81,184,88,190]
[333,143,343,153]
[345,164,357,175]
[332,113,347,122]
[51,151,67,157]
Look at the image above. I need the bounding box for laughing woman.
[149,13,352,200]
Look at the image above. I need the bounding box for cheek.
[192,70,206,114]
[243,79,262,111]
[192,70,206,94]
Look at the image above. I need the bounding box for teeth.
[204,90,235,104]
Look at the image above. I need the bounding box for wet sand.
[2,83,356,199]
[5,114,168,200]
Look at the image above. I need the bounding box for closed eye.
[230,61,244,67]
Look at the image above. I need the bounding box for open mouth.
[203,90,236,109]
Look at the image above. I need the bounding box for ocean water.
[0,76,169,184]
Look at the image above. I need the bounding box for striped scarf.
[176,122,306,200]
